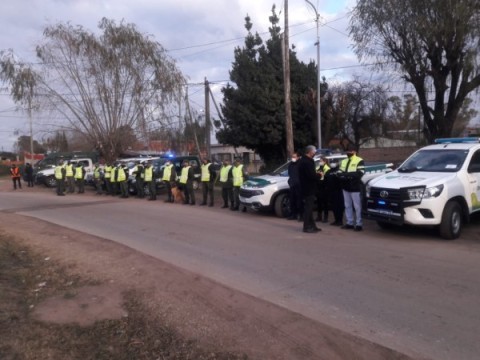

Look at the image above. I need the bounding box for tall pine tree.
[218,7,320,169]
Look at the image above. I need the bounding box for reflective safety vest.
[10,167,20,178]
[144,166,153,182]
[162,164,173,181]
[74,167,84,180]
[94,167,101,179]
[232,164,244,187]
[110,168,116,183]
[339,155,364,173]
[65,164,74,177]
[201,163,211,182]
[54,165,64,180]
[104,165,112,179]
[117,167,126,182]
[179,166,190,184]
[219,165,232,182]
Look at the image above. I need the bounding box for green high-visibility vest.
[54,165,64,180]
[110,168,116,183]
[162,164,173,181]
[144,166,153,182]
[74,166,84,180]
[232,164,244,187]
[179,166,190,184]
[220,165,232,182]
[65,164,74,177]
[117,167,126,182]
[104,165,112,179]
[94,167,101,179]
[201,163,211,182]
[340,155,364,173]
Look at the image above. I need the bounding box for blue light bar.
[434,137,480,144]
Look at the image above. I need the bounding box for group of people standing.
[288,144,365,234]
[9,163,34,190]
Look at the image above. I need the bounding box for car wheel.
[274,193,291,218]
[439,201,462,240]
[45,176,57,188]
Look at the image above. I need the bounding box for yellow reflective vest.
[117,167,126,182]
[94,167,101,179]
[219,165,232,183]
[162,164,173,181]
[65,164,74,177]
[179,166,190,184]
[201,163,211,182]
[104,165,112,179]
[339,155,364,173]
[54,165,64,180]
[144,166,153,182]
[74,166,84,180]
[232,164,244,187]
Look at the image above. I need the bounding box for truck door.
[467,150,480,212]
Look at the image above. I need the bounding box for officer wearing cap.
[144,160,156,201]
[200,158,216,207]
[338,144,365,231]
[162,159,176,203]
[54,159,66,196]
[179,160,196,205]
[232,157,248,211]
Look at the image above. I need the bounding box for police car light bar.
[434,137,480,144]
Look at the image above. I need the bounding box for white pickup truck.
[35,158,94,188]
[364,138,480,239]
[240,153,393,218]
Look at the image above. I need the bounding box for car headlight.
[407,185,443,200]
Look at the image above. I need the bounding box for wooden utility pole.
[204,77,211,159]
[283,0,294,158]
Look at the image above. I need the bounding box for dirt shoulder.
[0,210,417,360]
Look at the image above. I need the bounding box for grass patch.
[0,234,247,360]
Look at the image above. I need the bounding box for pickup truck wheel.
[274,193,290,218]
[439,201,462,240]
[45,176,57,188]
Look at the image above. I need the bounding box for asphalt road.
[1,189,480,360]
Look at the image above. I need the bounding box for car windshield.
[270,162,290,176]
[398,149,468,173]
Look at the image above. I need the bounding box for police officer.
[179,160,196,205]
[144,160,156,201]
[132,161,145,198]
[93,163,103,195]
[219,159,234,209]
[10,164,22,190]
[103,162,113,195]
[65,160,75,193]
[117,163,129,198]
[200,158,216,207]
[162,159,176,203]
[110,163,118,196]
[338,144,365,231]
[316,156,331,223]
[75,162,86,193]
[54,160,66,196]
[232,157,248,211]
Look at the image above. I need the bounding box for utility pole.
[305,0,322,149]
[185,85,201,156]
[283,0,294,158]
[28,104,34,163]
[204,77,211,159]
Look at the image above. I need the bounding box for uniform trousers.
[343,190,362,226]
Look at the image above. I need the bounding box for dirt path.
[0,179,415,359]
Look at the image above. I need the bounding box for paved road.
[1,190,480,360]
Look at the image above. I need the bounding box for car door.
[467,150,480,212]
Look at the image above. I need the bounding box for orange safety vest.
[10,167,20,178]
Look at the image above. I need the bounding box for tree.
[324,80,388,150]
[1,18,185,162]
[43,131,69,152]
[349,0,480,143]
[218,8,318,169]
[14,135,45,154]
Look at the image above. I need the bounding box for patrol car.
[364,137,480,239]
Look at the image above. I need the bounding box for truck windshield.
[270,162,290,176]
[398,149,468,173]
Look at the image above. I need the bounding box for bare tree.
[324,79,388,149]
[1,18,185,161]
[349,0,480,143]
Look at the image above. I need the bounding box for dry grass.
[0,234,247,360]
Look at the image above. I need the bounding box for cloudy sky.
[0,0,385,152]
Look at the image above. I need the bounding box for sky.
[0,0,407,152]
